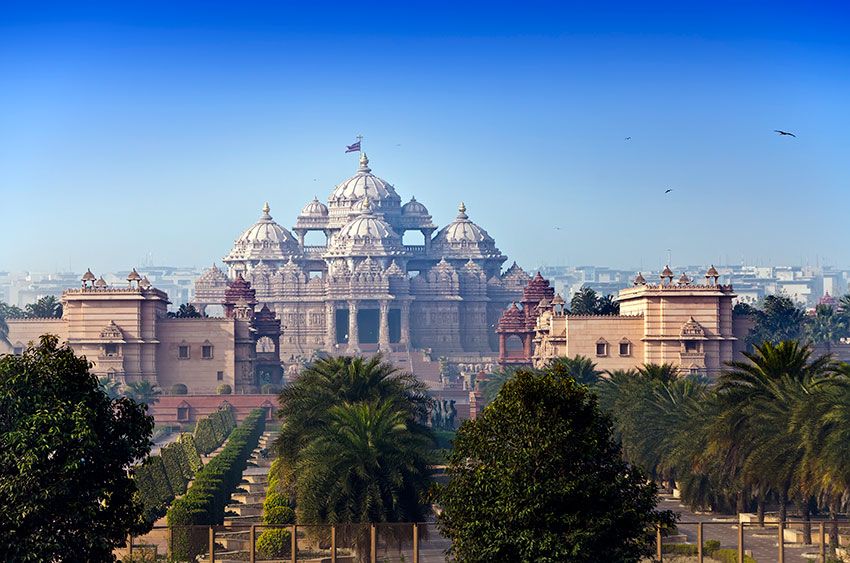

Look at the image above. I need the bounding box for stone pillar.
[325,301,336,347]
[498,334,506,361]
[423,229,433,253]
[400,301,411,345]
[523,333,532,360]
[347,300,359,353]
[379,300,390,350]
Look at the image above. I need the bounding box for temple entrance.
[357,309,379,344]
[336,309,349,344]
[389,309,401,343]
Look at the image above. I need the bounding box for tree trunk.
[830,498,840,550]
[757,496,766,527]
[779,487,789,523]
[801,500,812,545]
[736,488,747,515]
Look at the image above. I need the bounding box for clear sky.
[2,1,849,273]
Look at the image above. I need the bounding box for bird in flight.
[553,226,562,230]
[665,189,673,194]
[624,136,631,141]
[774,130,797,137]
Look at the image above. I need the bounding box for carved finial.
[261,202,271,218]
[359,152,370,171]
[457,202,468,219]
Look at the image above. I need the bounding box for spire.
[358,152,371,173]
[457,202,468,219]
[261,202,272,219]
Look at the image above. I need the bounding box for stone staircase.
[197,430,278,562]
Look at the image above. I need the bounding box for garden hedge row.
[133,407,234,523]
[167,409,266,560]
[193,405,237,454]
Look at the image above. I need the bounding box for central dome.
[329,153,402,207]
[326,199,403,257]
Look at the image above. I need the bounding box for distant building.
[499,267,751,377]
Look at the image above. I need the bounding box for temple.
[192,153,528,360]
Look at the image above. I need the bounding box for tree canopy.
[438,367,673,563]
[0,335,153,561]
[569,286,620,315]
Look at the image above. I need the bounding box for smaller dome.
[402,196,429,216]
[300,196,329,217]
[678,272,691,285]
[661,265,674,278]
[139,276,152,289]
[127,268,142,282]
[432,202,501,258]
[225,203,299,262]
[634,272,647,285]
[82,268,96,282]
[706,265,720,277]
[552,293,565,305]
[94,276,108,288]
[538,297,551,309]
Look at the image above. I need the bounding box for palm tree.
[549,355,602,385]
[24,295,62,318]
[123,380,161,407]
[477,367,515,405]
[805,304,849,354]
[97,376,123,400]
[0,315,9,347]
[596,294,620,315]
[636,363,680,384]
[275,354,432,463]
[569,286,598,315]
[294,401,433,562]
[715,341,831,536]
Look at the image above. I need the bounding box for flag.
[345,141,361,153]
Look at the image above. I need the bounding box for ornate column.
[400,301,411,345]
[325,301,336,348]
[379,300,390,350]
[347,300,359,353]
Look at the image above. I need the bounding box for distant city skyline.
[2,2,849,272]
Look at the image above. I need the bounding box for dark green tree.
[0,301,27,320]
[24,295,62,318]
[747,294,806,346]
[596,293,620,315]
[0,335,153,561]
[477,367,516,405]
[805,304,849,354]
[438,368,674,563]
[167,303,204,318]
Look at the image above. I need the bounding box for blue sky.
[1,1,849,273]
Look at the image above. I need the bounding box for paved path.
[660,494,828,562]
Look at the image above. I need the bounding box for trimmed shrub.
[193,406,236,455]
[170,383,188,395]
[704,540,721,555]
[160,442,189,496]
[263,490,289,511]
[178,433,203,473]
[256,528,292,558]
[134,455,173,524]
[712,548,755,563]
[216,383,232,395]
[662,543,697,555]
[261,383,282,395]
[263,505,295,525]
[168,409,266,560]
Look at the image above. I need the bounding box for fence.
[655,520,845,563]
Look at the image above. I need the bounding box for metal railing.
[655,520,841,563]
[123,523,427,563]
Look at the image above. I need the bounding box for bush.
[178,433,203,473]
[261,383,282,394]
[133,456,173,524]
[256,528,292,558]
[170,383,188,395]
[263,505,295,525]
[168,409,266,560]
[160,442,189,496]
[216,384,232,395]
[712,548,755,563]
[662,543,698,555]
[193,406,237,455]
[703,540,721,555]
[263,491,289,511]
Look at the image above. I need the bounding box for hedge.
[194,405,236,455]
[168,409,266,560]
[257,528,292,558]
[178,433,203,473]
[160,442,190,496]
[712,548,755,563]
[134,456,173,523]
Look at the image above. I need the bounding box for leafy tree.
[596,293,620,315]
[167,303,204,318]
[805,304,849,354]
[477,367,516,405]
[733,301,758,316]
[123,380,162,406]
[24,295,62,318]
[549,354,602,385]
[0,301,26,320]
[438,368,674,563]
[747,294,806,346]
[0,315,8,346]
[0,335,153,561]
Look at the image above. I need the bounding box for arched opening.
[256,336,275,353]
[505,334,524,354]
[303,230,328,247]
[403,230,426,246]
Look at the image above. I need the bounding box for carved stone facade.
[193,153,528,359]
[501,267,751,378]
